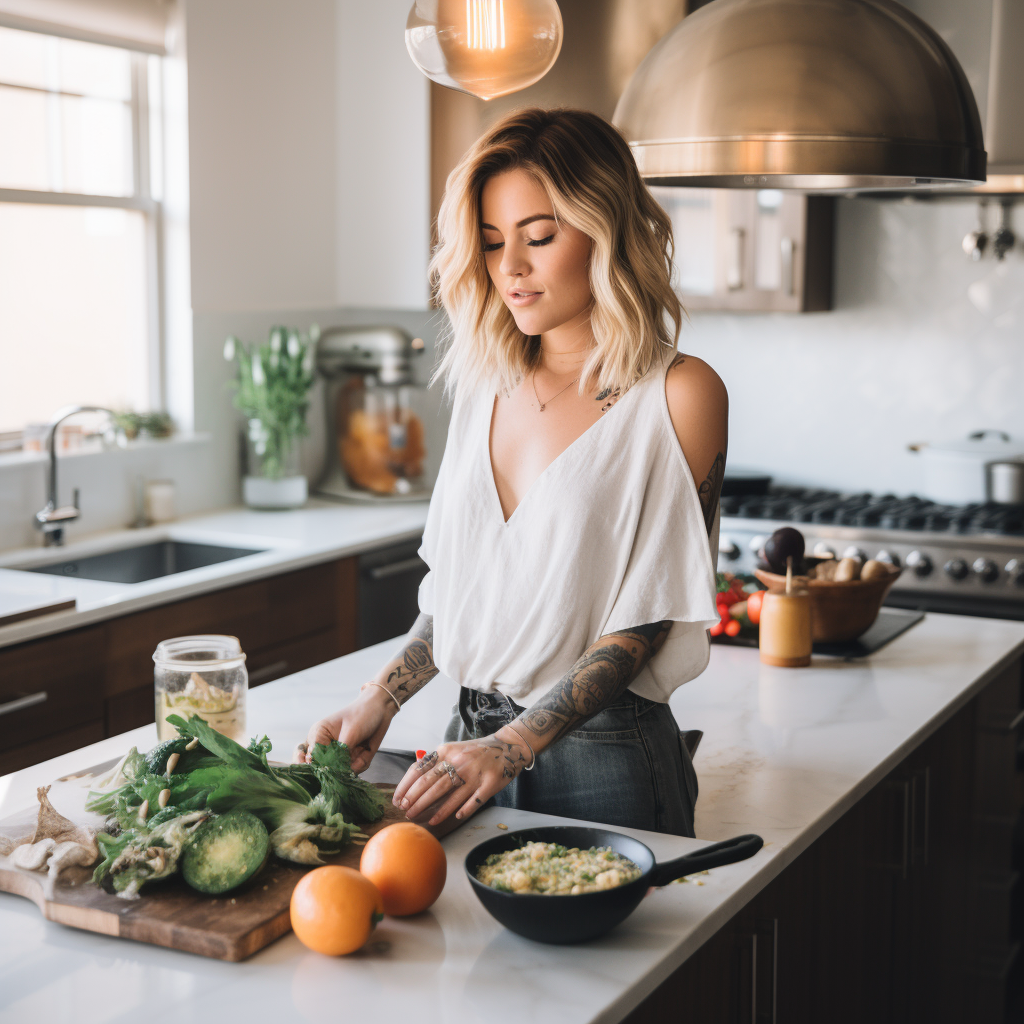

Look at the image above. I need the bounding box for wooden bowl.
[753,565,903,643]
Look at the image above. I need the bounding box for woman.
[303,107,727,837]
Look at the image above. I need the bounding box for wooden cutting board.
[0,751,457,961]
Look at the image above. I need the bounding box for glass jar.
[153,635,247,742]
[337,375,428,496]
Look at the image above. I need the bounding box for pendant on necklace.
[538,404,546,412]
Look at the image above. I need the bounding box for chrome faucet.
[34,405,114,547]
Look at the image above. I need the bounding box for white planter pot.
[243,475,308,510]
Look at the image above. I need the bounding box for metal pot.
[909,431,1023,505]
[988,460,1024,505]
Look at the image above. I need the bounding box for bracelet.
[504,721,537,771]
[362,680,401,713]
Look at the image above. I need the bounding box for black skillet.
[465,825,763,944]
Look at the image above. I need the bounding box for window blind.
[0,0,174,54]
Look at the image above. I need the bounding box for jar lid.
[153,634,246,668]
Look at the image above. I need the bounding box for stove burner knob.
[905,550,933,577]
[842,546,868,562]
[1006,559,1024,586]
[812,541,836,558]
[972,558,999,583]
[875,550,901,568]
[944,557,969,581]
[749,534,768,554]
[720,538,741,562]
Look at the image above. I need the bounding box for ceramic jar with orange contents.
[758,578,813,667]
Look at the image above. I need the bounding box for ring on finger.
[416,750,439,771]
[441,760,464,788]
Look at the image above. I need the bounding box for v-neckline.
[484,379,638,527]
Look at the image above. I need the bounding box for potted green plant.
[224,324,318,509]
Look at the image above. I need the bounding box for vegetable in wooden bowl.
[754,559,902,643]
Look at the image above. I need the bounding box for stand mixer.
[315,326,431,502]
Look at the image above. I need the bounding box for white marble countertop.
[0,499,429,650]
[2,610,1023,1023]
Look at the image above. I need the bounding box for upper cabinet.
[653,188,835,313]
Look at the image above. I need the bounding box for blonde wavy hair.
[430,107,683,399]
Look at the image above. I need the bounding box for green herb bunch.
[224,324,319,480]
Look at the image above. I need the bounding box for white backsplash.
[681,197,1024,496]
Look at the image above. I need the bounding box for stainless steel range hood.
[612,0,987,192]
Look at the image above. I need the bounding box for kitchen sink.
[24,540,265,584]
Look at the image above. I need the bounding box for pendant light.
[612,0,986,192]
[405,0,563,101]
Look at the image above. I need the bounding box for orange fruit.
[290,865,383,956]
[359,822,447,916]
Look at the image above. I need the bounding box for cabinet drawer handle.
[0,691,48,716]
[249,661,288,684]
[367,557,426,581]
[1008,708,1024,732]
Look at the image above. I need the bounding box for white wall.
[683,197,1024,496]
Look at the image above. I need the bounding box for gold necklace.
[531,371,579,412]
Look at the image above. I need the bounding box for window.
[0,26,163,439]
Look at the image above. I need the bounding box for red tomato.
[710,620,725,637]
[747,590,765,625]
[724,619,742,637]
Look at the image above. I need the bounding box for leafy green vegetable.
[88,715,386,878]
[93,811,210,899]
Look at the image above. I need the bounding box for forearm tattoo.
[518,621,672,745]
[384,613,438,705]
[698,452,725,535]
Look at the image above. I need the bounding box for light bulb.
[406,0,563,101]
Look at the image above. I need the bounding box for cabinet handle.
[0,691,48,716]
[1008,708,1024,731]
[248,661,288,684]
[780,237,795,296]
[727,227,745,290]
[367,557,426,581]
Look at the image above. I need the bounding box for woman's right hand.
[300,686,397,772]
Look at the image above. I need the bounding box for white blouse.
[417,348,720,708]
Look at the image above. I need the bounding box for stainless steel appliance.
[315,326,430,503]
[720,487,1024,620]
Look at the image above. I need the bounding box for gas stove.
[719,487,1024,620]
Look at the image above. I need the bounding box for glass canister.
[337,375,427,496]
[153,635,247,741]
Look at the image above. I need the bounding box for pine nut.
[138,799,149,822]
[166,752,180,776]
[158,789,170,809]
[185,738,199,751]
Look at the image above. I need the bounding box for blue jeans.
[444,687,698,837]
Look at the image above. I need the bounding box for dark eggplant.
[763,527,806,575]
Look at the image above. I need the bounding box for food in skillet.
[476,841,641,895]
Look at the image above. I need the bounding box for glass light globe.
[406,0,563,101]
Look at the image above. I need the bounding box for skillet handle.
[648,833,764,888]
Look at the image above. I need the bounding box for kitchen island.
[1,610,1022,1024]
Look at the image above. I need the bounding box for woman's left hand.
[393,733,530,826]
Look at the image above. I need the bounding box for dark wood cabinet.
[0,556,359,774]
[624,658,1024,1024]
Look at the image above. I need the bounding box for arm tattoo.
[383,613,438,705]
[697,451,725,535]
[518,620,672,745]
